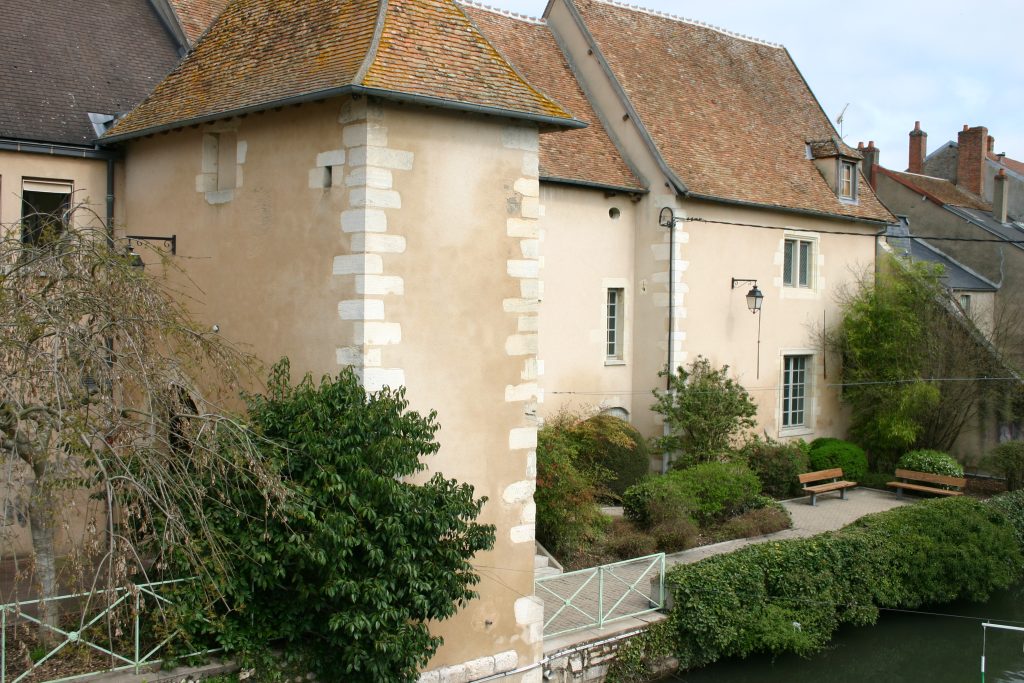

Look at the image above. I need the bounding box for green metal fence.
[535,553,665,638]
[1,578,216,683]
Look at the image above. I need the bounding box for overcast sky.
[478,0,1023,171]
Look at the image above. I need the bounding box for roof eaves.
[877,166,946,207]
[943,205,1024,252]
[101,83,585,145]
[558,0,687,195]
[0,137,118,160]
[685,190,892,228]
[541,175,646,194]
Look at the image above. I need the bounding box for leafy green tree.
[652,356,757,466]
[829,258,1010,465]
[171,360,495,681]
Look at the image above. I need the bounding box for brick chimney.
[957,124,988,196]
[993,169,1010,223]
[908,121,927,173]
[858,141,880,189]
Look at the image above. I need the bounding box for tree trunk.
[28,478,59,646]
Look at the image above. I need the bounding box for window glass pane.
[21,189,69,245]
[783,355,809,428]
[799,240,810,287]
[783,239,794,286]
[606,289,622,359]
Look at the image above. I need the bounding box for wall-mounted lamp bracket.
[659,207,676,228]
[126,234,177,255]
[731,278,757,289]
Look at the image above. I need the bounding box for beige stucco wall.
[120,98,545,679]
[0,150,108,236]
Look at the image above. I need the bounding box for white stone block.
[205,189,233,205]
[356,322,401,346]
[521,501,536,525]
[503,480,535,505]
[343,122,389,148]
[364,348,383,367]
[507,260,539,279]
[514,597,544,626]
[465,657,496,680]
[505,334,538,356]
[348,146,415,171]
[338,99,367,125]
[309,167,331,189]
[502,126,539,152]
[520,198,541,219]
[418,671,441,683]
[236,140,248,164]
[519,280,541,299]
[338,299,385,321]
[518,316,538,333]
[195,173,216,193]
[493,651,518,673]
[509,427,538,450]
[357,275,405,296]
[510,524,535,544]
[316,149,346,167]
[526,449,537,477]
[519,239,540,259]
[336,347,362,367]
[514,178,540,198]
[521,359,539,381]
[505,383,540,402]
[438,664,469,683]
[360,368,405,392]
[333,254,384,276]
[346,166,393,189]
[352,233,406,254]
[330,166,346,189]
[522,152,539,178]
[508,218,539,239]
[503,298,539,314]
[350,188,401,209]
[341,209,388,233]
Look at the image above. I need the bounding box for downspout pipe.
[658,207,678,474]
[105,155,116,249]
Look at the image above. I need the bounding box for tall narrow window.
[606,288,624,361]
[839,160,857,200]
[21,179,72,245]
[782,354,810,428]
[783,238,813,288]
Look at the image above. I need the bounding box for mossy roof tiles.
[879,168,991,211]
[570,0,893,222]
[461,3,642,191]
[168,0,230,45]
[105,0,577,141]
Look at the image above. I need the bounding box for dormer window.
[839,160,857,201]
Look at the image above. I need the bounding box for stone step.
[534,553,549,569]
[535,565,562,579]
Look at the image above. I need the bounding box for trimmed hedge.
[808,439,868,480]
[635,497,1021,674]
[897,449,963,477]
[623,462,761,528]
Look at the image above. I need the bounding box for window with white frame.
[782,354,811,429]
[606,288,624,361]
[783,237,814,288]
[839,160,857,200]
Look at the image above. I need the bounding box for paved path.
[540,487,910,654]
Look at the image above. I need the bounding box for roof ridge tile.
[457,0,544,25]
[588,0,783,48]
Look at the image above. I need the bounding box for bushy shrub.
[712,503,791,542]
[623,463,761,528]
[536,414,610,560]
[985,440,1024,491]
[654,497,1021,673]
[651,517,700,553]
[601,521,658,560]
[808,436,841,451]
[988,490,1024,550]
[897,449,963,477]
[573,413,651,498]
[740,438,809,498]
[808,439,868,480]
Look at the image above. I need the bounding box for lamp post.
[731,278,763,377]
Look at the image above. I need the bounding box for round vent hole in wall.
[609,207,621,220]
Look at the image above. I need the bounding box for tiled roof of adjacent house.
[990,152,1024,177]
[168,0,231,45]
[877,167,991,211]
[105,0,579,142]
[567,0,892,222]
[0,0,182,146]
[460,2,643,192]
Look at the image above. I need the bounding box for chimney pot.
[868,141,875,149]
[909,122,927,174]
[993,168,1009,223]
[858,141,865,150]
[963,125,969,132]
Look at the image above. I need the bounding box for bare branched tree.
[0,211,286,646]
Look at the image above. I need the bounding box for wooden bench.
[798,468,858,506]
[886,468,965,498]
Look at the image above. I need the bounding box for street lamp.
[731,278,763,377]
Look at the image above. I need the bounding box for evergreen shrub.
[988,490,1024,550]
[897,449,963,477]
[985,440,1024,491]
[623,462,761,528]
[740,438,809,498]
[808,439,868,480]
[573,413,651,498]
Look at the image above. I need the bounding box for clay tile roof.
[878,167,991,211]
[991,152,1024,177]
[0,0,181,146]
[168,0,231,45]
[105,0,578,142]
[569,0,892,222]
[460,2,643,192]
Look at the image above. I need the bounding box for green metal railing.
[535,553,665,638]
[1,578,216,683]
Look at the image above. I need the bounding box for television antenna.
[835,103,850,138]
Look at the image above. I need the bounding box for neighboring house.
[466,0,893,450]
[0,0,191,241]
[864,125,1024,456]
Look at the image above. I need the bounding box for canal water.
[666,584,1024,682]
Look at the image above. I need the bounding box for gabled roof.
[104,0,580,143]
[877,167,990,211]
[0,0,182,146]
[561,0,893,223]
[909,238,998,292]
[459,2,643,192]
[168,0,231,45]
